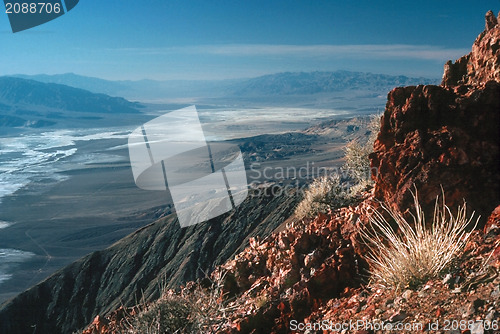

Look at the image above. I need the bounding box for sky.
[0,1,497,80]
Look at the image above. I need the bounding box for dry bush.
[343,115,380,188]
[361,191,478,290]
[294,115,381,219]
[130,293,192,333]
[294,174,353,219]
[127,273,237,334]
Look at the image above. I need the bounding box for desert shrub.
[361,191,478,290]
[293,115,381,219]
[343,115,380,188]
[128,273,237,334]
[131,293,192,333]
[294,174,353,219]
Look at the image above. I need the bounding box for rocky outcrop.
[371,11,500,225]
[0,188,299,334]
[442,11,500,87]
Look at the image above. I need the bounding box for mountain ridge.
[228,70,439,96]
[0,77,143,128]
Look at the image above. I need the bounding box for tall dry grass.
[361,190,478,290]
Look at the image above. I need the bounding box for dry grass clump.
[294,174,353,219]
[127,273,237,334]
[361,191,478,290]
[130,293,191,333]
[343,114,380,188]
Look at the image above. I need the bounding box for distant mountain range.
[14,71,440,101]
[0,77,143,128]
[228,71,440,96]
[0,71,440,129]
[13,73,130,97]
[13,73,235,101]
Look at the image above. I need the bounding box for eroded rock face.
[442,10,500,87]
[370,12,500,225]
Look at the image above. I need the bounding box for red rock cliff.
[370,11,500,226]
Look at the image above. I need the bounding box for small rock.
[490,286,500,300]
[304,253,314,268]
[462,301,476,318]
[436,306,444,317]
[485,10,498,30]
[364,304,376,317]
[418,289,429,298]
[388,311,408,322]
[442,273,453,285]
[402,289,413,300]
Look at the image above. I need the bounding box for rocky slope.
[85,199,499,334]
[0,189,299,334]
[80,11,500,334]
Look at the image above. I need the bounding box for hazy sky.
[0,1,497,80]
